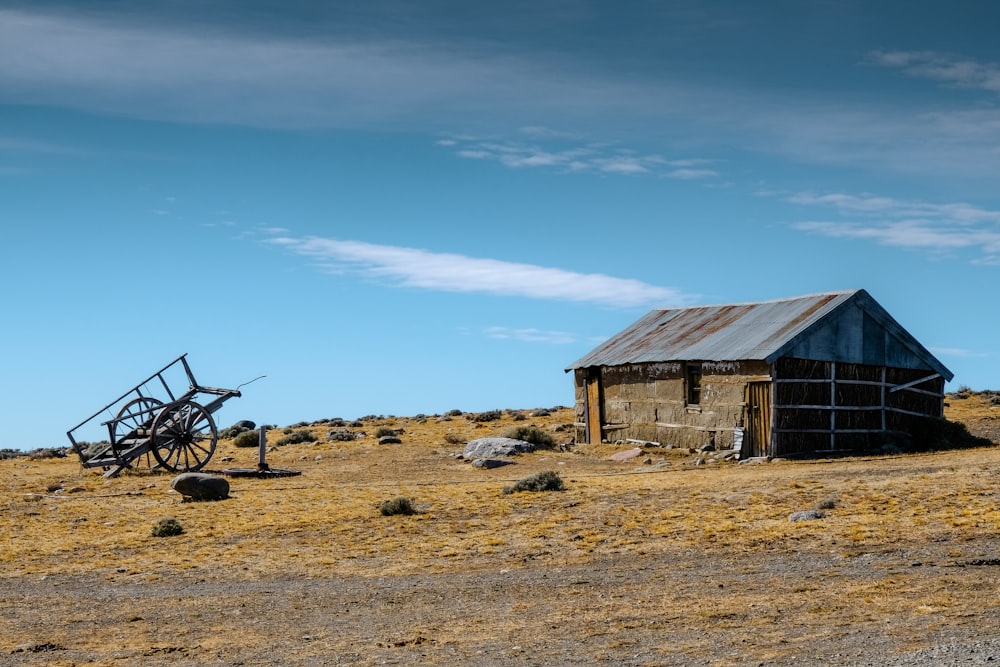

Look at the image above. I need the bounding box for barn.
[565,290,954,458]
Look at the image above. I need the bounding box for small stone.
[609,447,643,462]
[379,436,402,444]
[789,510,825,522]
[472,458,514,469]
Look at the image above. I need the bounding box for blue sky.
[3,1,1000,450]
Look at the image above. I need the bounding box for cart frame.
[66,354,241,478]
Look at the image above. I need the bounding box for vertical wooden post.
[880,366,887,431]
[258,425,269,471]
[830,362,837,451]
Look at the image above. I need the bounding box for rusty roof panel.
[567,290,858,369]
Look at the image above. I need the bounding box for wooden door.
[585,371,602,444]
[746,381,772,457]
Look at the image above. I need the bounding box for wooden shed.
[566,290,953,457]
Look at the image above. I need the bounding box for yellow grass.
[1,398,999,664]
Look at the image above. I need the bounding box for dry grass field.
[2,394,1000,666]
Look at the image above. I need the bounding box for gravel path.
[3,547,1000,666]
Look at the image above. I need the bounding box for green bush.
[503,470,565,495]
[380,496,416,516]
[275,430,318,446]
[232,430,261,448]
[152,518,184,537]
[502,425,555,449]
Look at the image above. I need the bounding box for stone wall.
[573,361,771,450]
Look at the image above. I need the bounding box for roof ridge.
[655,289,861,312]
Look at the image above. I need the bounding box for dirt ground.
[2,396,1000,666]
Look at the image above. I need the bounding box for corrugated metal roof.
[567,290,859,369]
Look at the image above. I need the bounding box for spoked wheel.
[110,396,163,462]
[150,400,218,472]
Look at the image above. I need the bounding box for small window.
[686,363,702,405]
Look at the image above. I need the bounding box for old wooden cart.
[66,354,241,477]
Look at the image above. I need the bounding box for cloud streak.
[484,326,577,344]
[268,236,689,308]
[7,8,1000,187]
[0,8,685,131]
[870,50,1000,94]
[786,191,1000,264]
[445,135,718,179]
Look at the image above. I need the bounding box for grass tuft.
[152,518,184,537]
[501,425,555,449]
[503,470,565,495]
[275,430,318,446]
[232,430,260,448]
[380,496,417,516]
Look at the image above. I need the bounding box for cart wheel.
[150,400,218,472]
[110,397,163,461]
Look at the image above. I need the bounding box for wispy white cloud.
[786,193,1000,224]
[930,346,992,359]
[443,136,717,179]
[786,191,1000,263]
[869,50,1000,93]
[267,235,689,308]
[9,8,1000,187]
[0,8,690,131]
[484,326,577,344]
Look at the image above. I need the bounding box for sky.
[3,1,1000,450]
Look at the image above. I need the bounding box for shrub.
[502,425,555,449]
[375,426,403,439]
[815,497,837,511]
[380,496,416,516]
[28,448,66,460]
[232,430,261,448]
[327,429,357,442]
[275,430,318,446]
[220,420,257,439]
[152,518,184,537]
[76,440,110,461]
[444,433,465,445]
[503,470,565,495]
[508,410,527,421]
[446,409,463,417]
[470,410,502,423]
[531,408,551,417]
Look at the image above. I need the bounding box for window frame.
[685,362,703,406]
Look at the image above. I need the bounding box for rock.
[699,443,716,452]
[789,510,825,522]
[233,420,256,430]
[462,437,535,459]
[739,456,771,465]
[609,447,643,462]
[171,473,229,501]
[379,436,402,444]
[471,458,514,469]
